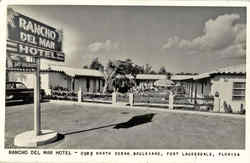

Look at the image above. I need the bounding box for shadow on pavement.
[63,123,118,136]
[114,113,155,129]
[53,133,65,143]
[63,113,156,136]
[134,104,169,109]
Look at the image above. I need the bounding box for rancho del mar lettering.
[7,8,63,52]
[19,17,56,50]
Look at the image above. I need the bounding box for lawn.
[5,101,245,149]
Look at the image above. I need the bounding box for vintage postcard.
[0,0,249,163]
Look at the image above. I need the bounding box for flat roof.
[175,64,246,81]
[136,74,167,80]
[43,65,104,78]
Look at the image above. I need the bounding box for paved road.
[5,101,245,149]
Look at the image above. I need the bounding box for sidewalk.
[51,100,245,119]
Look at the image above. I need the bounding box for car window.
[16,83,26,89]
[6,83,15,89]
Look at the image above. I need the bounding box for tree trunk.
[102,81,108,94]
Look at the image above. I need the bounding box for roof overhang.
[193,73,211,80]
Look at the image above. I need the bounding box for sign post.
[7,8,65,147]
[34,57,41,136]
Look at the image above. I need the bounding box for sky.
[9,5,246,73]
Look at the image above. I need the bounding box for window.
[86,78,90,92]
[98,79,101,92]
[102,80,105,86]
[232,82,245,100]
[16,83,27,89]
[201,82,204,94]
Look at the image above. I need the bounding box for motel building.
[135,74,168,89]
[8,66,169,95]
[41,65,105,94]
[7,59,105,95]
[6,54,246,114]
[172,64,246,113]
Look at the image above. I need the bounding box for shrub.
[239,104,245,114]
[50,85,77,100]
[223,101,232,113]
[112,77,135,93]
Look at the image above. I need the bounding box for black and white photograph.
[1,0,249,162]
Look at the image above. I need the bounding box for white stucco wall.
[73,77,103,93]
[211,75,246,112]
[8,72,34,88]
[8,71,104,95]
[74,77,87,92]
[99,79,104,92]
[174,75,245,113]
[40,73,49,94]
[48,72,70,89]
[90,79,95,92]
[96,80,99,92]
[8,72,50,95]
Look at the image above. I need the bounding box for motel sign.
[7,8,65,143]
[7,40,65,61]
[7,8,64,61]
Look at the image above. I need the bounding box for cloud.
[162,36,180,49]
[162,14,246,58]
[234,24,246,47]
[88,40,119,53]
[219,42,246,59]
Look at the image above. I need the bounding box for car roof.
[6,82,24,84]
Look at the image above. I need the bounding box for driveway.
[5,101,245,149]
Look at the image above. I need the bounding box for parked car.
[6,81,45,103]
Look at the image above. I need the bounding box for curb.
[49,100,245,119]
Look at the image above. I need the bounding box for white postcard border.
[0,0,249,163]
